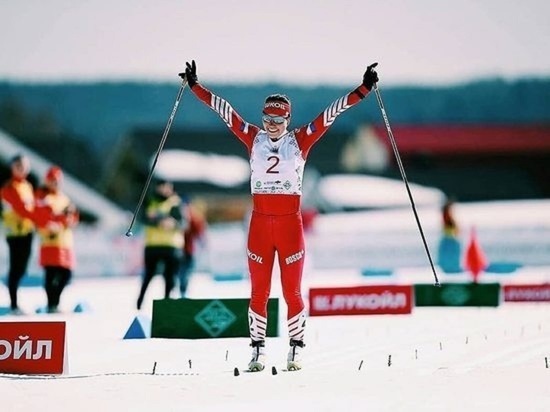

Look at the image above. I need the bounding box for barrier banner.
[0,321,67,375]
[503,284,550,302]
[308,285,413,316]
[414,283,500,307]
[152,298,279,339]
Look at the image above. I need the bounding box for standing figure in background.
[1,154,35,314]
[437,198,462,273]
[137,180,187,310]
[34,166,79,313]
[181,60,378,371]
[178,198,207,297]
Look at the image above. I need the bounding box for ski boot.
[287,339,305,371]
[248,340,266,372]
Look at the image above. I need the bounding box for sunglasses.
[262,115,288,125]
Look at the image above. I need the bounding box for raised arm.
[295,63,379,157]
[180,60,260,151]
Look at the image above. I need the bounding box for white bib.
[250,131,305,195]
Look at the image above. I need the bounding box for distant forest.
[1,77,549,204]
[1,77,549,156]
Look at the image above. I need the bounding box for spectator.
[136,180,187,310]
[1,154,35,314]
[437,198,462,273]
[34,166,79,313]
[178,198,207,297]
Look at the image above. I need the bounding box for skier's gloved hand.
[178,60,198,87]
[362,62,379,90]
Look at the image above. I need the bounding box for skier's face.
[262,114,289,140]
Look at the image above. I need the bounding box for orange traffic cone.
[464,227,488,283]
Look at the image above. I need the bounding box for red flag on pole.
[464,227,488,283]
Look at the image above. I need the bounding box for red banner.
[503,284,550,302]
[308,285,413,316]
[0,321,67,374]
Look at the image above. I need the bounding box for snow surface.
[1,268,550,412]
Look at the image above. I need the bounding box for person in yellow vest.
[1,154,35,314]
[136,179,188,310]
[34,166,79,313]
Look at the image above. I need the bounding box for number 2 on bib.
[266,156,280,174]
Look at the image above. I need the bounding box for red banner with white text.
[503,284,550,302]
[0,321,67,374]
[309,285,413,316]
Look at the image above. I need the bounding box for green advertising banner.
[151,298,279,339]
[414,283,501,307]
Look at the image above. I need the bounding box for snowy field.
[1,268,550,412]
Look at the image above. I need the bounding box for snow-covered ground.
[1,268,550,412]
[1,198,549,411]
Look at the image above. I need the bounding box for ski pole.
[125,77,188,237]
[372,82,440,286]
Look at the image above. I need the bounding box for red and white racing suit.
[189,82,371,342]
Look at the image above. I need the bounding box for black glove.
[178,60,198,87]
[362,62,379,90]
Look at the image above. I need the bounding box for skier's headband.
[263,101,291,117]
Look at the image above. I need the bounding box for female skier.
[180,60,378,371]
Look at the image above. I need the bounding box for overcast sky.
[1,0,549,86]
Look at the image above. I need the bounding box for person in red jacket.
[1,154,35,314]
[180,60,379,371]
[178,197,207,297]
[34,166,79,313]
